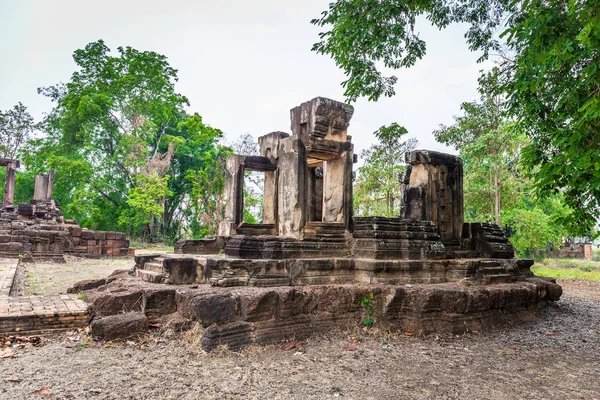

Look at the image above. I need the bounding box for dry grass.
[23,256,134,296]
[21,242,174,296]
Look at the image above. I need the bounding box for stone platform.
[0,258,90,335]
[82,273,561,350]
[0,294,89,335]
[133,252,535,288]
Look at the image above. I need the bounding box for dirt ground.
[22,245,173,296]
[1,279,598,399]
[22,256,134,296]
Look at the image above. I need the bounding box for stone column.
[401,150,464,246]
[262,170,277,225]
[307,167,324,222]
[277,136,308,239]
[33,173,49,201]
[217,155,245,236]
[343,144,355,232]
[3,161,18,206]
[47,169,55,199]
[322,152,347,223]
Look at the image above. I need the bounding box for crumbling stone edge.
[80,275,562,351]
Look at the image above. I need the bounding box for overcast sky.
[0,0,492,158]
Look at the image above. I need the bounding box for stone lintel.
[405,150,462,167]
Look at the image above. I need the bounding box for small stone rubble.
[75,97,562,349]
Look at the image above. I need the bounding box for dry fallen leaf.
[343,345,357,351]
[281,341,302,351]
[31,386,54,397]
[0,348,14,359]
[404,332,415,336]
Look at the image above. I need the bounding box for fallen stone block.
[88,290,144,316]
[67,278,107,293]
[90,312,148,341]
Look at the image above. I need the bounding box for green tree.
[503,195,569,259]
[312,0,600,234]
[28,40,225,240]
[435,69,524,225]
[232,133,264,223]
[0,102,35,159]
[354,123,418,217]
[434,68,573,256]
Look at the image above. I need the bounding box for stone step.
[136,269,165,283]
[479,266,507,275]
[143,261,165,273]
[248,274,291,287]
[487,274,518,284]
[448,250,479,259]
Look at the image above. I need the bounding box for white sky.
[0,0,492,159]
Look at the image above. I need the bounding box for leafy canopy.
[28,40,228,240]
[0,102,35,159]
[354,123,418,217]
[312,0,600,232]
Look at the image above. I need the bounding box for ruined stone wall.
[0,202,133,261]
[549,243,593,260]
[401,150,464,247]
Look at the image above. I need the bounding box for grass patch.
[533,256,600,281]
[131,241,174,253]
[532,266,600,281]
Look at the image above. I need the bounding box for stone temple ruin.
[0,161,133,262]
[81,97,562,349]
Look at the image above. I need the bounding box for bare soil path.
[1,279,598,399]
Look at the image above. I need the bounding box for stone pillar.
[307,167,323,222]
[277,136,308,239]
[262,170,277,225]
[401,150,463,246]
[258,131,289,227]
[3,161,18,206]
[33,173,49,201]
[343,144,355,232]
[322,152,348,223]
[47,169,55,199]
[217,155,245,236]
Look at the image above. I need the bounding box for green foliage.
[185,144,232,238]
[503,205,564,259]
[0,102,35,159]
[232,134,264,224]
[501,1,600,235]
[435,68,572,257]
[118,173,172,237]
[435,68,521,225]
[26,40,227,241]
[358,292,374,328]
[311,0,509,102]
[312,0,600,233]
[354,123,417,217]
